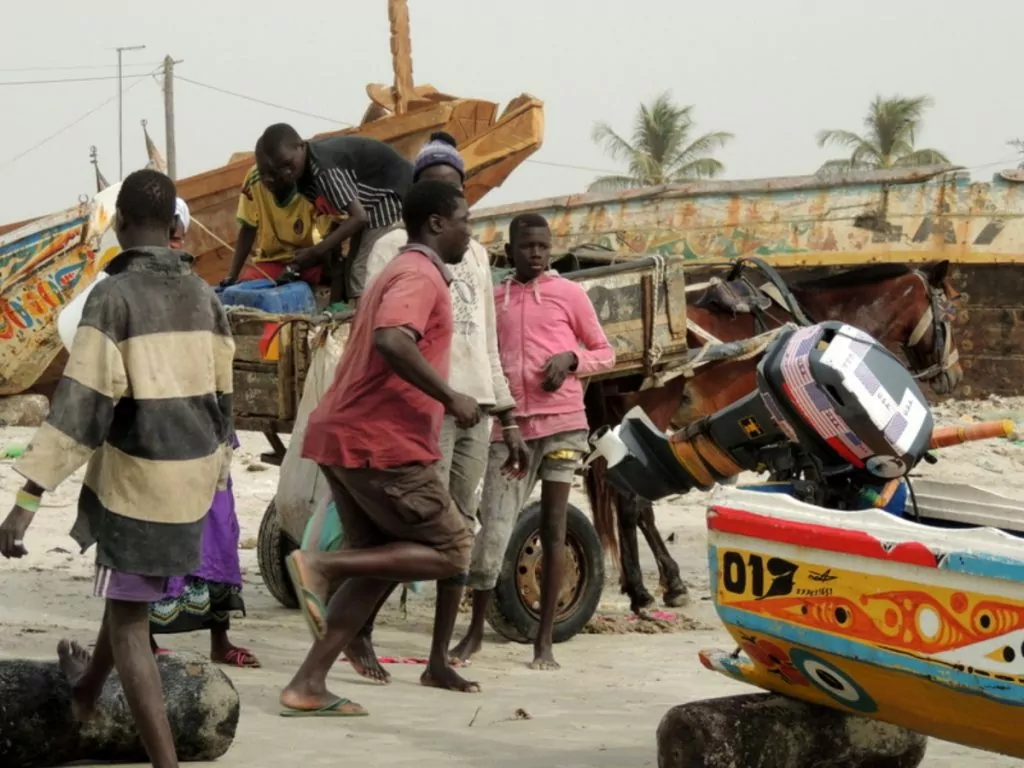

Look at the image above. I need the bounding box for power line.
[526,158,623,174]
[0,73,151,170]
[175,75,352,126]
[0,73,153,86]
[0,61,166,73]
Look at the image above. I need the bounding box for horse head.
[790,261,963,396]
[903,260,963,395]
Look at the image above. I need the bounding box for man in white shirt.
[341,133,529,685]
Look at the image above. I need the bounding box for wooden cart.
[233,254,696,641]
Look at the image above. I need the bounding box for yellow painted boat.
[0,184,121,396]
[469,166,1024,398]
[700,482,1024,759]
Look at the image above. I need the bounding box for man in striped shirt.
[0,169,235,768]
[257,123,413,305]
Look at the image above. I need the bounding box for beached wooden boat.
[182,90,544,285]
[0,185,120,396]
[699,482,1024,759]
[470,165,1024,398]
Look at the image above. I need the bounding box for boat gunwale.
[709,485,1024,561]
[468,164,984,221]
[0,203,90,253]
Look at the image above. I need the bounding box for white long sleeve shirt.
[365,228,515,412]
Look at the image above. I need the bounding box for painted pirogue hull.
[0,186,120,396]
[700,486,1024,759]
[469,165,1024,397]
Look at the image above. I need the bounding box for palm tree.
[588,92,733,192]
[1009,138,1024,169]
[816,95,950,174]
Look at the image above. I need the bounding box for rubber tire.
[257,500,300,609]
[486,501,605,645]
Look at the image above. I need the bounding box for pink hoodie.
[493,272,615,441]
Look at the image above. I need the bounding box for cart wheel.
[258,500,299,609]
[486,501,604,644]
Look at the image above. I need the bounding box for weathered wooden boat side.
[0,186,120,396]
[470,166,1024,397]
[700,484,1024,759]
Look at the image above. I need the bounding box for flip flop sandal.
[218,647,262,668]
[279,697,367,718]
[285,552,327,641]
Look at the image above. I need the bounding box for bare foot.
[279,684,365,715]
[344,634,390,684]
[58,639,100,721]
[448,633,482,666]
[420,664,481,693]
[528,648,560,671]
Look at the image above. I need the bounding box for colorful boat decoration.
[699,482,1024,759]
[469,166,1024,398]
[0,184,121,396]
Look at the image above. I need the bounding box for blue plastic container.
[218,279,316,315]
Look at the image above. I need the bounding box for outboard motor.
[591,322,934,504]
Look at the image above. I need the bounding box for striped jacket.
[299,136,412,230]
[15,247,235,577]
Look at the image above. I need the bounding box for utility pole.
[115,44,146,179]
[163,55,177,180]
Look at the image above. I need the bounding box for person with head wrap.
[170,197,190,249]
[330,132,527,685]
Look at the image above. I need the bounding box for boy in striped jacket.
[0,169,235,768]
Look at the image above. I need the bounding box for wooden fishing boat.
[469,165,1024,398]
[182,90,544,285]
[0,185,120,396]
[699,481,1024,759]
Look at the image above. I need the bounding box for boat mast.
[388,0,414,115]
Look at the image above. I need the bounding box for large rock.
[0,652,240,768]
[657,693,927,768]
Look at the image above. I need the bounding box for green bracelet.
[15,488,40,513]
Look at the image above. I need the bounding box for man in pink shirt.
[451,212,615,670]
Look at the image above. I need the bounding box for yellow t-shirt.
[235,166,336,263]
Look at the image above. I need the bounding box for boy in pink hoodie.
[451,213,615,670]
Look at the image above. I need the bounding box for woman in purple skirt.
[148,433,261,668]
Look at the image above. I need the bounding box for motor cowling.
[756,321,933,480]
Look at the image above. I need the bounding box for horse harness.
[691,257,957,382]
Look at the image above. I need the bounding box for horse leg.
[636,502,689,607]
[617,492,655,614]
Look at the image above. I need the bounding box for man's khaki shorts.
[319,462,473,572]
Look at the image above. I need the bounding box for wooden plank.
[232,366,281,418]
[232,334,263,364]
[276,323,295,422]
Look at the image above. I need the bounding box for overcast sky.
[2,0,1021,225]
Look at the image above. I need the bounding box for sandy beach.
[3,396,1024,766]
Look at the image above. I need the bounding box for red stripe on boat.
[708,505,939,567]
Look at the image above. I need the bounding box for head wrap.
[413,132,465,181]
[174,197,191,233]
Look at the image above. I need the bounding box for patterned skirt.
[150,578,246,634]
[149,470,245,635]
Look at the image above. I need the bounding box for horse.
[583,259,963,614]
